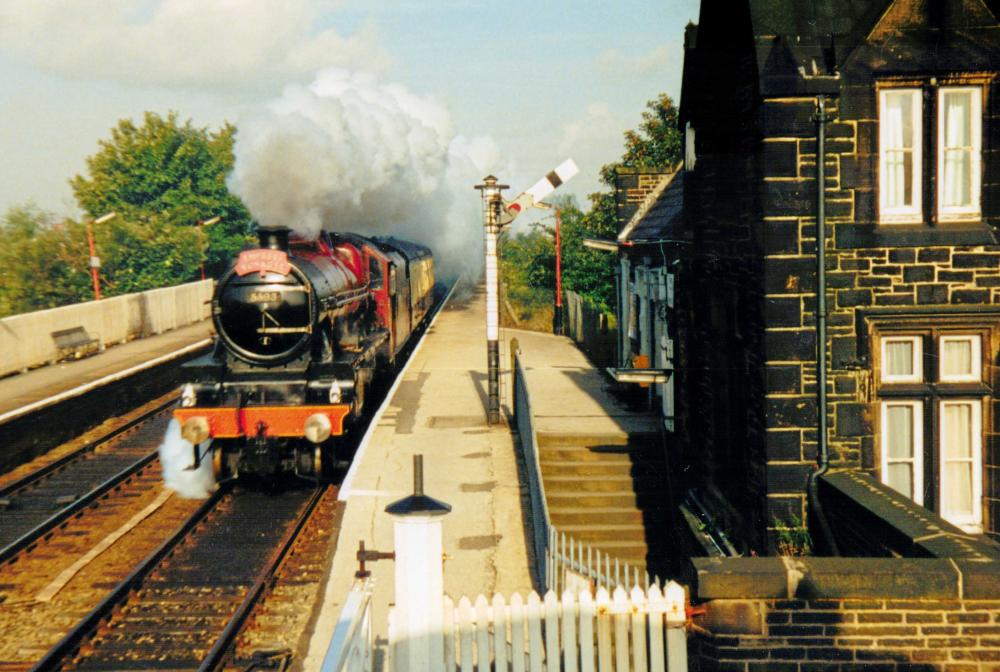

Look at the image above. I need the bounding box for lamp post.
[197,216,221,280]
[86,212,117,301]
[474,176,508,425]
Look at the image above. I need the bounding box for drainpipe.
[807,94,840,556]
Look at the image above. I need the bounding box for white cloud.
[594,44,677,77]
[0,0,388,90]
[557,103,626,199]
[228,69,507,278]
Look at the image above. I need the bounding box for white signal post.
[475,159,578,424]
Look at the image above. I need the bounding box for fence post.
[664,581,688,672]
[385,455,452,672]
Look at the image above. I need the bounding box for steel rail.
[28,486,228,672]
[198,484,332,672]
[0,396,174,501]
[0,450,160,566]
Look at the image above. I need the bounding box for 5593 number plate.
[249,291,281,303]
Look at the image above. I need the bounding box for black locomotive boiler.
[173,226,434,481]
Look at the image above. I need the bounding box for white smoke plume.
[158,420,216,499]
[228,69,507,279]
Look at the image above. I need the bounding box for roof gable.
[868,0,998,38]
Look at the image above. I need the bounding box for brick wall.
[690,557,1000,670]
[692,597,1000,670]
[615,169,673,233]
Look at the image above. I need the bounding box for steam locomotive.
[173,227,434,481]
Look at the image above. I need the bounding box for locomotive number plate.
[249,291,281,303]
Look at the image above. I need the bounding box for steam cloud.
[228,69,506,278]
[158,420,216,499]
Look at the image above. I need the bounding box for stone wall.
[758,86,1000,547]
[690,557,1000,670]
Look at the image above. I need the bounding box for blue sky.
[0,0,700,218]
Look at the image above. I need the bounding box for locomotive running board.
[342,329,389,367]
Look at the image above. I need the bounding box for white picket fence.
[440,584,687,672]
[321,578,375,672]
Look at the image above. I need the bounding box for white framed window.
[881,400,924,504]
[938,334,982,382]
[937,87,982,222]
[879,88,923,223]
[881,335,923,383]
[939,399,983,531]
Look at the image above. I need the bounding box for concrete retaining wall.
[0,280,213,377]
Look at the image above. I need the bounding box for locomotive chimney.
[257,227,290,251]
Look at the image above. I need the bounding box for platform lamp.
[86,212,117,301]
[197,216,221,280]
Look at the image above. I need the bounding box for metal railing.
[512,350,654,594]
[321,578,375,672]
[512,352,550,589]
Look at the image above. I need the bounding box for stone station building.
[608,0,1000,666]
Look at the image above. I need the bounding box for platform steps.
[536,431,671,580]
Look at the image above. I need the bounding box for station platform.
[303,283,533,669]
[510,328,661,439]
[0,320,212,420]
[302,284,665,669]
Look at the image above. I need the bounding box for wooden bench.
[51,327,100,362]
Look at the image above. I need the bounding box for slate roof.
[618,170,689,246]
[746,0,1000,95]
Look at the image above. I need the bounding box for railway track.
[31,484,339,672]
[0,396,175,565]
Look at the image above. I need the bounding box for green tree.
[500,94,682,318]
[97,215,202,295]
[71,111,252,275]
[566,94,682,309]
[0,205,93,316]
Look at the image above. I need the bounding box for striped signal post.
[475,160,578,425]
[474,176,508,425]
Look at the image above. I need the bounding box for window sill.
[836,223,998,248]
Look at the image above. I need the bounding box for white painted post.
[527,592,544,672]
[664,581,688,672]
[612,587,630,671]
[579,590,596,672]
[475,595,491,671]
[595,588,612,672]
[511,592,527,672]
[543,591,560,672]
[647,584,666,672]
[630,585,648,672]
[561,590,579,672]
[443,596,456,671]
[459,597,474,672]
[385,455,451,672]
[493,593,509,672]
